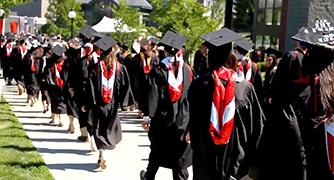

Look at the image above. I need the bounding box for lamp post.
[68,9,76,38]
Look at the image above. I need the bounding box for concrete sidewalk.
[1,84,193,180]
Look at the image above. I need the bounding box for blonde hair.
[104,45,119,67]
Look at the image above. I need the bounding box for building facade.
[252,0,334,52]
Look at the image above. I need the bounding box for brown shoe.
[58,123,64,127]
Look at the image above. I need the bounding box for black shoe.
[140,170,146,180]
[77,136,88,142]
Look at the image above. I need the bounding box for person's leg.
[172,168,189,180]
[77,110,89,141]
[67,115,75,133]
[141,150,159,180]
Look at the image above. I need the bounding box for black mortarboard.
[200,28,243,47]
[291,19,334,49]
[79,25,97,39]
[234,38,254,51]
[18,37,26,44]
[91,32,105,43]
[264,47,283,58]
[159,30,186,50]
[51,45,66,57]
[93,36,117,52]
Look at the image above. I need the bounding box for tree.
[233,0,254,32]
[112,0,145,47]
[149,0,220,54]
[210,0,226,26]
[41,0,86,39]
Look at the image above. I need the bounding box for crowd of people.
[0,18,333,180]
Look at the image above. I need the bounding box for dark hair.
[206,42,231,71]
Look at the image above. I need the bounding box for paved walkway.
[1,81,193,180]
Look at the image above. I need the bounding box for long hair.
[317,62,334,123]
[104,45,119,68]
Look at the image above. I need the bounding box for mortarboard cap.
[159,30,186,50]
[120,43,129,51]
[264,47,283,58]
[291,19,334,49]
[52,45,67,57]
[234,38,254,51]
[79,25,97,39]
[94,36,117,52]
[200,28,243,47]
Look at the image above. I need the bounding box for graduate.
[257,19,334,180]
[188,28,265,180]
[37,45,51,113]
[74,25,101,142]
[12,38,29,95]
[2,36,15,85]
[46,45,68,127]
[132,39,153,118]
[25,40,43,107]
[193,43,209,77]
[140,30,194,180]
[85,36,131,170]
[262,48,282,118]
[233,39,263,101]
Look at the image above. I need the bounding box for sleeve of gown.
[86,65,97,108]
[118,65,132,107]
[148,68,159,118]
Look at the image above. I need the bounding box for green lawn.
[0,97,53,180]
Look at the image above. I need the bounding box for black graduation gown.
[36,56,50,102]
[147,62,193,169]
[2,42,15,81]
[24,55,41,97]
[11,46,29,86]
[132,53,153,114]
[87,61,131,149]
[193,50,208,77]
[188,74,265,180]
[46,61,68,114]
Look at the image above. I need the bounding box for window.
[273,0,282,25]
[256,35,264,49]
[264,35,271,49]
[257,0,266,23]
[270,36,279,49]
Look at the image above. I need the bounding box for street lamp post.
[68,9,76,38]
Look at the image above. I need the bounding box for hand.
[81,106,87,112]
[69,88,75,97]
[185,132,191,143]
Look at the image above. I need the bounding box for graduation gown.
[11,46,29,86]
[147,61,193,169]
[2,42,15,80]
[24,55,41,97]
[188,74,265,180]
[193,50,208,77]
[46,60,68,114]
[87,60,131,149]
[132,53,153,114]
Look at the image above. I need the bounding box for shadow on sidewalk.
[38,147,91,155]
[30,137,79,143]
[24,128,68,134]
[2,161,47,168]
[47,163,97,172]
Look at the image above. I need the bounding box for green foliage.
[233,0,254,32]
[0,0,32,17]
[41,0,86,39]
[210,0,226,26]
[112,0,144,47]
[0,97,53,180]
[149,0,220,53]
